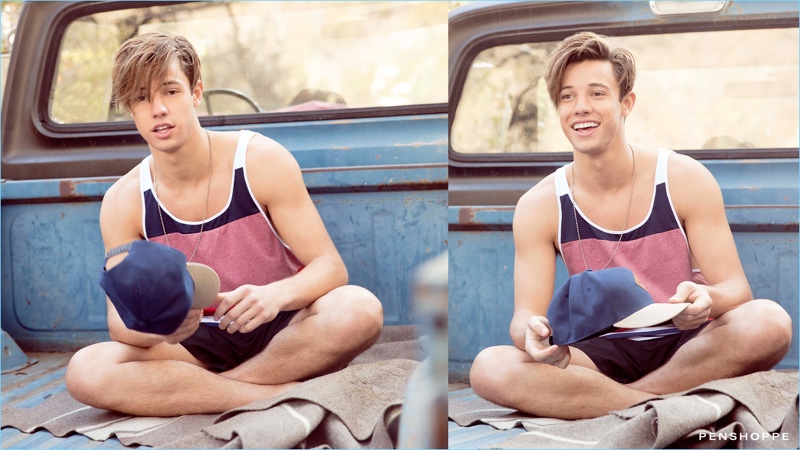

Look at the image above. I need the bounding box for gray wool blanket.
[449,370,798,448]
[2,325,424,448]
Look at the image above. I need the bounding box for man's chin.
[569,143,604,156]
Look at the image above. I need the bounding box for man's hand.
[669,281,713,330]
[214,284,282,334]
[162,308,203,345]
[525,316,571,369]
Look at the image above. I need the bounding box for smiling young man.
[468,31,792,420]
[65,32,383,416]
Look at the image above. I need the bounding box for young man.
[469,31,792,420]
[65,33,384,416]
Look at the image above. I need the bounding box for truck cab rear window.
[451,28,798,155]
[49,1,447,124]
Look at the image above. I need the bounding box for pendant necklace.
[151,129,213,263]
[569,145,636,271]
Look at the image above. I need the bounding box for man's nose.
[151,94,167,117]
[574,94,591,114]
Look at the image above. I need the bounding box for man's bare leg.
[221,285,383,383]
[66,285,383,416]
[66,340,298,416]
[471,300,791,420]
[470,345,655,420]
[628,299,792,395]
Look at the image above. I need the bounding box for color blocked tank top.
[139,130,303,300]
[556,148,696,303]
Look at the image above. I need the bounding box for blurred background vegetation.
[1,2,21,95]
[2,1,448,124]
[452,27,799,153]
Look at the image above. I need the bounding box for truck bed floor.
[2,352,133,449]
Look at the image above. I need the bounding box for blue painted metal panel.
[1,330,33,372]
[212,114,448,169]
[1,164,446,201]
[316,189,447,326]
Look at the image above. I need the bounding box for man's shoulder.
[514,173,559,234]
[241,130,297,168]
[666,149,706,171]
[240,130,304,205]
[99,162,145,239]
[665,150,719,190]
[664,150,724,218]
[517,172,557,211]
[104,163,143,205]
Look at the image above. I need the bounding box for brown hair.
[111,32,201,111]
[544,31,636,106]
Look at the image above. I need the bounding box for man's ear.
[193,79,204,107]
[621,91,636,117]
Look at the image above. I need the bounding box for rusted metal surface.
[457,207,474,226]
[450,206,515,232]
[58,179,77,198]
[2,178,116,205]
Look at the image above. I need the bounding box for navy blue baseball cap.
[98,240,220,335]
[546,267,689,346]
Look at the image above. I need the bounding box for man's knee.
[66,342,118,406]
[752,300,792,355]
[322,285,383,346]
[727,299,792,364]
[470,346,520,403]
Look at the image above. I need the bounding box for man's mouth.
[572,122,599,131]
[152,124,173,133]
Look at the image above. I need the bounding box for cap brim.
[613,302,689,329]
[186,262,220,309]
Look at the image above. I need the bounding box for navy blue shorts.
[570,321,711,384]
[181,310,298,372]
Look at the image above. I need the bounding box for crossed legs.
[470,300,792,420]
[65,285,383,416]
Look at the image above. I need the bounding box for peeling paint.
[458,207,475,224]
[58,180,76,198]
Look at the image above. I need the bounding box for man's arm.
[510,176,570,367]
[99,170,201,347]
[213,134,347,332]
[668,153,752,322]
